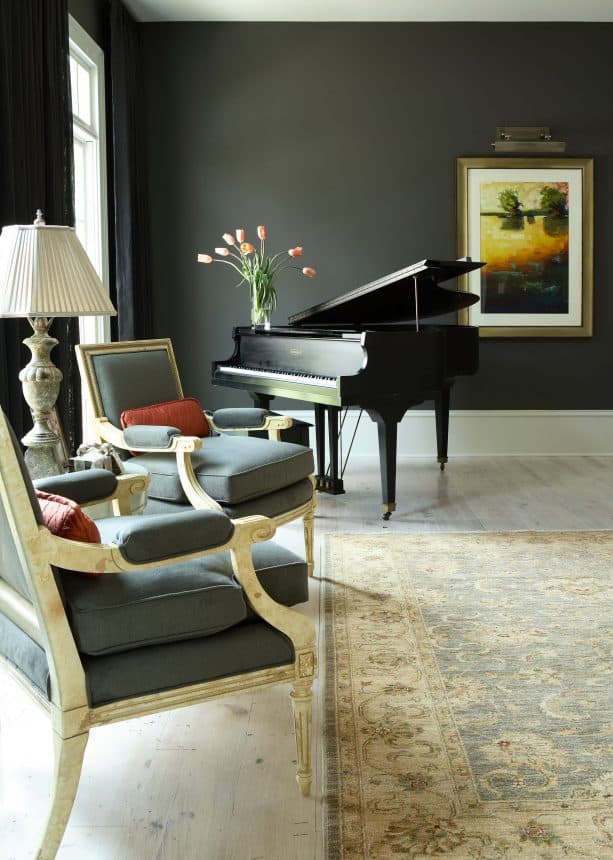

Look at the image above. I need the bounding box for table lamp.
[0,210,116,477]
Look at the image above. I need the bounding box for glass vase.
[251,297,273,330]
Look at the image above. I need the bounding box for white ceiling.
[122,0,613,22]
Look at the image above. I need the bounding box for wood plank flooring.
[2,454,613,859]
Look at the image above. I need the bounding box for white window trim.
[69,16,111,347]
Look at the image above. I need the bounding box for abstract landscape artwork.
[457,158,593,337]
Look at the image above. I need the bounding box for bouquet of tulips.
[197,225,316,326]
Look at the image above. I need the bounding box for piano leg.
[434,385,451,471]
[326,406,345,494]
[366,409,402,520]
[314,404,327,491]
[249,392,273,410]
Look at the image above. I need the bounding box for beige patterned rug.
[322,532,613,858]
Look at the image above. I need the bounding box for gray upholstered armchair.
[0,408,316,860]
[76,338,316,573]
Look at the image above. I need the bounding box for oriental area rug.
[321,532,613,859]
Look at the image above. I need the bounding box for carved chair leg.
[303,502,315,577]
[290,679,313,796]
[36,730,88,860]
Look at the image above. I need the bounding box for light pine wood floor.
[2,454,613,860]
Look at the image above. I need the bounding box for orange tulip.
[257,225,267,240]
[222,233,236,245]
[302,267,316,278]
[240,242,255,254]
[289,246,303,258]
[236,228,245,242]
[197,253,213,263]
[215,247,230,256]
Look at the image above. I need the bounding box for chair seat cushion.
[59,542,308,657]
[0,613,50,698]
[126,434,314,505]
[83,621,295,706]
[137,478,314,521]
[60,560,246,656]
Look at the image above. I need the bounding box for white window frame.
[69,17,110,346]
[69,17,111,442]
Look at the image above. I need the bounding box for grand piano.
[212,258,484,518]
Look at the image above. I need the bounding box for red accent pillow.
[120,396,210,438]
[36,490,102,578]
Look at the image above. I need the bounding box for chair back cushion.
[91,349,181,427]
[120,397,210,438]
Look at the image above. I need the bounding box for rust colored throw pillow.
[36,490,102,578]
[120,397,210,438]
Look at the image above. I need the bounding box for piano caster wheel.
[382,511,392,521]
[438,458,447,472]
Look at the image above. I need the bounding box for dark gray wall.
[142,23,613,411]
[68,0,105,46]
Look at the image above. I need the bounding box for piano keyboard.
[219,364,338,389]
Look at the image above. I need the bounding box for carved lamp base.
[19,317,66,479]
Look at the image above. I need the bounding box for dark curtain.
[0,0,81,452]
[107,0,153,340]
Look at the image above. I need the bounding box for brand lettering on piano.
[290,347,303,356]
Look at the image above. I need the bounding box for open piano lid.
[288,257,484,329]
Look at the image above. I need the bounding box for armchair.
[76,338,316,574]
[0,408,316,860]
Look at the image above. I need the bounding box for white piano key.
[219,365,338,389]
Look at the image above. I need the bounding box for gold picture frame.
[457,157,593,337]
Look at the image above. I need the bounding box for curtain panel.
[108,0,153,341]
[0,0,80,452]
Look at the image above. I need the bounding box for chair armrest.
[44,512,275,573]
[34,469,118,505]
[36,470,148,515]
[94,416,203,454]
[123,424,181,449]
[96,509,235,563]
[210,408,293,433]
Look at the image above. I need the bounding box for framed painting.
[457,157,593,337]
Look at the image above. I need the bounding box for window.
[69,17,110,440]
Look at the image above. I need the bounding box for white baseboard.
[283,409,613,457]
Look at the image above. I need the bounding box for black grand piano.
[212,258,483,518]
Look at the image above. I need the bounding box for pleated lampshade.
[0,212,116,318]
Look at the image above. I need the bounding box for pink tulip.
[257,225,267,240]
[215,247,230,256]
[240,242,255,254]
[236,228,245,242]
[197,253,213,263]
[288,246,303,258]
[222,233,236,245]
[302,267,316,278]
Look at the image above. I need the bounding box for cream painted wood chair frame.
[76,338,316,575]
[0,413,316,860]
